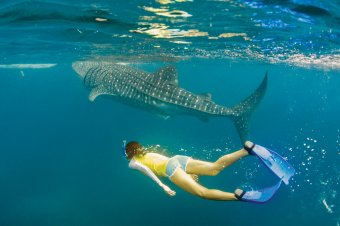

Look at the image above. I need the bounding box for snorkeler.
[124,140,256,201]
[123,140,295,202]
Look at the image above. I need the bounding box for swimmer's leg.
[186,141,253,176]
[170,168,237,201]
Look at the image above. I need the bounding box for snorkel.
[122,140,128,159]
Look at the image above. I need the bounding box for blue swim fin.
[235,180,282,203]
[235,143,296,203]
[252,144,295,185]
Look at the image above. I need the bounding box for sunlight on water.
[1,0,339,70]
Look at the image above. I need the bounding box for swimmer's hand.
[190,174,199,182]
[162,185,176,196]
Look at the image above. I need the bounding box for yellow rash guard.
[134,153,169,177]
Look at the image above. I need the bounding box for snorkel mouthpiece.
[122,140,127,159]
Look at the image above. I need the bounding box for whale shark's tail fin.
[230,72,268,142]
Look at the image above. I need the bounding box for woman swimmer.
[124,141,255,201]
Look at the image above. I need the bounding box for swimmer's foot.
[234,188,246,201]
[244,141,255,155]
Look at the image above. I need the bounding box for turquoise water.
[0,1,339,226]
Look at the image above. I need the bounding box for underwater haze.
[0,0,340,226]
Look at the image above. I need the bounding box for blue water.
[0,0,340,226]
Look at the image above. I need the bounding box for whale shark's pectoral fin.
[151,65,179,86]
[89,86,111,102]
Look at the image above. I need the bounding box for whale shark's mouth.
[72,61,87,78]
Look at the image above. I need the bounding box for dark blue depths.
[0,0,340,225]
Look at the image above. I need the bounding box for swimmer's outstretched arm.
[129,159,176,196]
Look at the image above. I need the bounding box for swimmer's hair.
[125,141,146,160]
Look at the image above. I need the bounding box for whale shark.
[72,61,267,141]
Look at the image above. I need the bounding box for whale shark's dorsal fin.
[149,65,178,86]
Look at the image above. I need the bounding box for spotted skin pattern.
[72,61,267,139]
